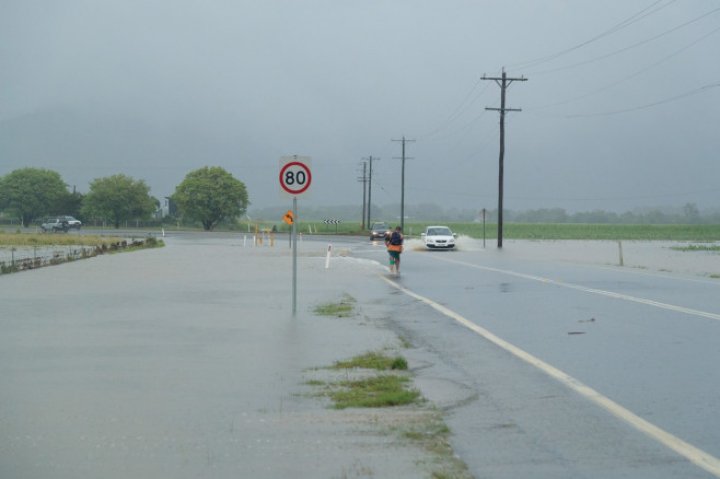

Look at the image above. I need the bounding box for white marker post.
[279,155,312,315]
[325,244,333,269]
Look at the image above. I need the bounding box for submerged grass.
[395,410,473,479]
[330,375,420,409]
[323,352,416,409]
[332,351,408,371]
[313,294,356,317]
[305,348,470,476]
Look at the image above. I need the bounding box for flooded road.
[355,238,720,478]
[2,233,720,478]
[0,235,437,478]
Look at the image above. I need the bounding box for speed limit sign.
[279,156,312,197]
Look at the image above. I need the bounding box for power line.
[529,6,720,76]
[418,79,492,140]
[526,24,720,111]
[566,81,720,118]
[509,0,677,70]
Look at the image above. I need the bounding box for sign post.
[279,156,312,315]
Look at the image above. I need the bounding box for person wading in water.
[385,226,404,275]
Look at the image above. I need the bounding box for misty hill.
[0,107,251,198]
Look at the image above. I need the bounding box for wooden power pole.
[391,137,415,232]
[482,68,527,249]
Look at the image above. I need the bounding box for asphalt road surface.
[352,236,720,478]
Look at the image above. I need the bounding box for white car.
[59,215,82,229]
[421,226,456,249]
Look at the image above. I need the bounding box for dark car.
[369,222,391,241]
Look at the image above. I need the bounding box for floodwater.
[2,233,719,478]
[0,236,462,478]
[410,236,720,278]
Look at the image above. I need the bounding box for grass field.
[0,232,128,247]
[6,223,718,242]
[266,221,720,242]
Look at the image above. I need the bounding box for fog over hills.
[2,1,719,216]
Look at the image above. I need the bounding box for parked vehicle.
[41,217,69,233]
[369,222,391,241]
[58,215,82,229]
[421,225,456,249]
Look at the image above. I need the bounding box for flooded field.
[408,237,720,278]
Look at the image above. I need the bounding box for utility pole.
[364,155,379,227]
[482,68,527,249]
[391,136,415,232]
[357,161,368,230]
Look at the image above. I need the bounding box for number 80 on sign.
[279,157,312,196]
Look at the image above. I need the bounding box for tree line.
[0,166,248,230]
[251,203,719,225]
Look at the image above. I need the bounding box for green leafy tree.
[173,166,249,231]
[0,168,71,226]
[82,174,157,228]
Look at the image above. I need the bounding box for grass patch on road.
[330,374,420,409]
[313,294,356,317]
[332,351,408,371]
[320,351,416,409]
[305,349,471,477]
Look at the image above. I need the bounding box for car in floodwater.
[369,222,391,241]
[421,225,456,249]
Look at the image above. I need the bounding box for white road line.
[433,255,720,322]
[379,275,720,477]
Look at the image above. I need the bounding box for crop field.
[274,222,720,242]
[443,223,720,241]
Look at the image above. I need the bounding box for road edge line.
[379,275,720,477]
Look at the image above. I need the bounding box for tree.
[173,166,249,231]
[0,168,71,226]
[82,174,157,228]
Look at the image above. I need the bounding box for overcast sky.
[1,0,719,215]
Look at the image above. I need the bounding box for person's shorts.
[388,250,401,260]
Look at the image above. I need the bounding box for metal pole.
[292,196,298,315]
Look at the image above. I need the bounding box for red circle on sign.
[279,161,312,195]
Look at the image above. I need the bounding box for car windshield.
[372,224,388,231]
[427,228,452,236]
